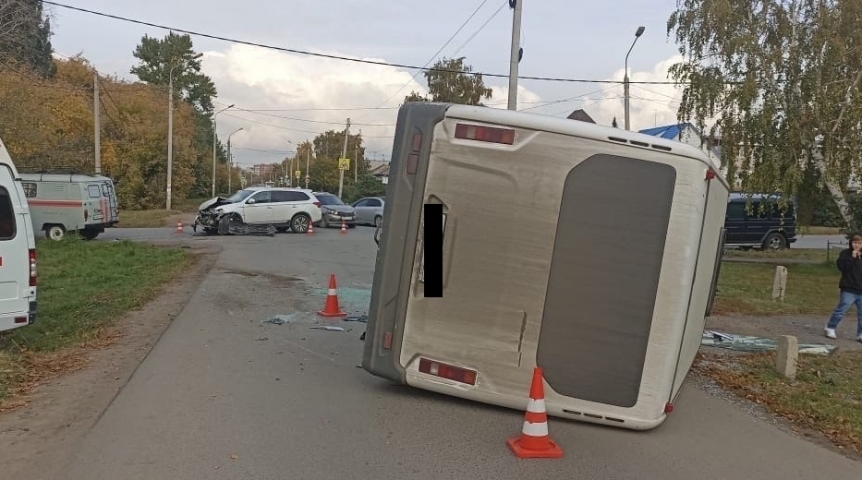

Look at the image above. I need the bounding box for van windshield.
[226,189,255,203]
[0,186,16,240]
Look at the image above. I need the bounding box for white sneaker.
[825,327,837,339]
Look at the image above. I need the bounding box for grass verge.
[695,351,862,456]
[723,248,831,263]
[713,261,839,316]
[116,209,185,228]
[0,238,191,404]
[117,197,208,228]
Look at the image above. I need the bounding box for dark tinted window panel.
[537,153,676,408]
[726,202,746,218]
[0,187,16,239]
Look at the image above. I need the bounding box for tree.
[403,91,428,104]
[423,57,492,105]
[0,0,56,77]
[130,32,216,112]
[667,0,862,228]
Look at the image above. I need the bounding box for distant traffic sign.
[338,157,350,170]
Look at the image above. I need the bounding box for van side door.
[0,166,31,322]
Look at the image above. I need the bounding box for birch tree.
[667,0,862,227]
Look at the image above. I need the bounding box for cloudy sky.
[46,0,688,168]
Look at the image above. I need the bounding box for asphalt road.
[48,226,861,479]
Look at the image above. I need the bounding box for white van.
[362,103,729,431]
[0,136,38,333]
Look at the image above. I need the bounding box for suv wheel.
[291,213,311,233]
[763,233,787,250]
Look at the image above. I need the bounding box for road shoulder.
[0,242,219,479]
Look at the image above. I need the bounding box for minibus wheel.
[46,225,65,241]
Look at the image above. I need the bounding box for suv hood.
[199,197,233,212]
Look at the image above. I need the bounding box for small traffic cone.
[317,274,347,318]
[506,367,563,459]
[340,219,347,234]
[307,222,315,235]
[175,220,183,234]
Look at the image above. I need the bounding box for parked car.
[352,196,385,227]
[0,134,38,333]
[724,192,797,250]
[193,187,322,234]
[18,171,120,240]
[313,192,356,228]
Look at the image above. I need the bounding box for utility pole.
[94,72,101,174]
[338,118,350,198]
[227,138,232,193]
[507,0,523,111]
[354,129,360,184]
[624,26,646,131]
[166,70,174,209]
[305,146,310,189]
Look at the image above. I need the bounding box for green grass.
[698,351,862,455]
[723,248,832,262]
[116,197,207,228]
[713,261,839,316]
[116,209,184,228]
[0,237,191,401]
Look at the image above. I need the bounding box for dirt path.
[0,242,219,479]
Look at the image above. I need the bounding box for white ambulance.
[0,135,38,333]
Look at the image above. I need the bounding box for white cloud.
[200,44,543,165]
[487,84,543,109]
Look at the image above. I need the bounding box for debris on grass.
[701,331,838,355]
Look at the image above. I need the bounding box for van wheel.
[290,213,311,233]
[763,233,787,250]
[79,228,99,240]
[46,225,65,241]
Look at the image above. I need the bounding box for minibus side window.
[0,187,16,240]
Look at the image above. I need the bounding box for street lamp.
[624,26,645,131]
[167,52,203,210]
[227,127,243,195]
[212,104,235,197]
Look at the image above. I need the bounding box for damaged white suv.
[193,187,323,235]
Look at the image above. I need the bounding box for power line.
[228,105,394,127]
[219,111,394,139]
[40,0,690,85]
[519,85,620,112]
[451,0,508,57]
[372,0,494,110]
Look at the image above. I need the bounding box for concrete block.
[776,335,798,380]
[772,265,788,301]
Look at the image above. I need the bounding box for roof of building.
[638,123,697,140]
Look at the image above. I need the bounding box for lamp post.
[212,104,235,197]
[166,52,202,210]
[624,26,645,131]
[226,127,243,195]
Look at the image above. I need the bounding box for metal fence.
[826,240,849,262]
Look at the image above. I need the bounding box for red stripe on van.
[28,200,83,207]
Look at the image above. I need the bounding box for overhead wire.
[370,0,494,110]
[40,0,694,85]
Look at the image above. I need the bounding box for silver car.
[352,196,385,227]
[313,192,356,228]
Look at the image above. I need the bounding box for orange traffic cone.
[307,222,315,235]
[175,221,183,234]
[340,219,347,234]
[317,274,347,318]
[506,367,563,459]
